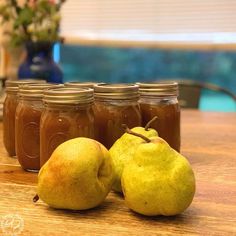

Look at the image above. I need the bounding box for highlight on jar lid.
[43,87,94,104]
[18,83,64,98]
[94,83,139,100]
[5,79,47,92]
[137,82,179,97]
[64,81,104,88]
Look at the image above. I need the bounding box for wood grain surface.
[0,110,236,235]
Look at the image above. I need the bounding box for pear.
[121,129,195,216]
[33,138,114,210]
[109,117,158,192]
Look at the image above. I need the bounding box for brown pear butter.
[137,82,181,152]
[3,79,46,157]
[15,83,61,171]
[93,84,142,149]
[40,88,95,167]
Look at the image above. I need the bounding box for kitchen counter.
[0,110,236,235]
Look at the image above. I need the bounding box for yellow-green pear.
[109,117,158,192]
[121,132,195,216]
[34,138,114,210]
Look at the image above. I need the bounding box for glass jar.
[40,87,95,166]
[137,82,181,152]
[93,84,142,149]
[15,83,61,171]
[3,79,46,157]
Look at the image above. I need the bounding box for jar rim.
[137,82,179,96]
[18,83,63,98]
[94,83,139,100]
[5,79,46,92]
[64,81,104,88]
[43,87,94,104]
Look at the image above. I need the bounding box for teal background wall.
[60,45,236,112]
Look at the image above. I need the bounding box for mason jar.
[40,87,95,167]
[3,79,46,157]
[93,84,142,149]
[137,82,181,152]
[15,83,61,171]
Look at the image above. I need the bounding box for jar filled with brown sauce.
[137,82,181,152]
[3,79,46,157]
[40,87,95,167]
[93,84,141,149]
[15,83,61,171]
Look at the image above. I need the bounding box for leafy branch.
[0,0,66,47]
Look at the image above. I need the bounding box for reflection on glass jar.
[93,84,142,149]
[15,83,61,171]
[40,87,95,167]
[137,82,181,152]
[3,79,46,157]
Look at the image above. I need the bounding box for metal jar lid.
[5,79,46,92]
[43,87,94,104]
[137,82,179,97]
[64,81,104,88]
[94,84,139,100]
[18,83,64,98]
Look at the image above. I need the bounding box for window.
[61,0,236,49]
[60,1,236,112]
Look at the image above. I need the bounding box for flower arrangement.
[0,0,66,47]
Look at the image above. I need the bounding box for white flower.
[27,23,35,33]
[17,0,27,8]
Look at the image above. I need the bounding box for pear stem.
[122,124,151,143]
[145,116,158,131]
[33,194,39,203]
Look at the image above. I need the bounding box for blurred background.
[1,0,236,111]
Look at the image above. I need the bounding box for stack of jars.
[3,81,180,172]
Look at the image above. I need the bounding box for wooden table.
[0,110,236,235]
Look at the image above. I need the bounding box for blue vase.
[18,41,63,83]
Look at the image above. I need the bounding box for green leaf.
[37,0,52,14]
[10,33,26,47]
[0,5,7,15]
[0,5,11,23]
[14,7,34,27]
